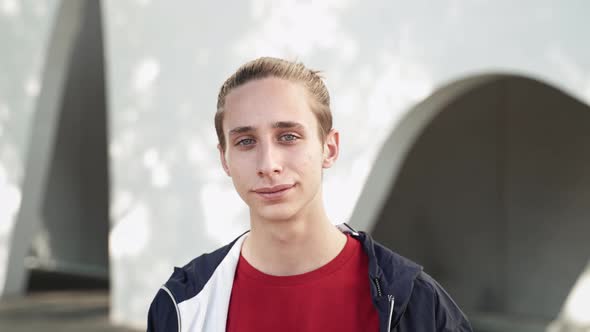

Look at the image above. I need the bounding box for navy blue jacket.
[147,226,472,331]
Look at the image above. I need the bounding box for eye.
[236,138,255,146]
[279,134,299,142]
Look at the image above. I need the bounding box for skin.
[218,77,347,276]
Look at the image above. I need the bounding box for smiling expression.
[218,77,339,223]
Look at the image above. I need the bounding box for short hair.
[215,57,332,151]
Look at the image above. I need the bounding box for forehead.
[223,77,316,131]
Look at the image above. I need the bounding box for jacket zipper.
[387,294,395,332]
[372,277,383,296]
[373,278,395,331]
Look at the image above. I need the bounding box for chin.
[253,203,300,222]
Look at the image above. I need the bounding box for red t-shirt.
[226,235,380,331]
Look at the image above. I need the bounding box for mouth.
[253,184,295,200]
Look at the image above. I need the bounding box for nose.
[256,141,282,177]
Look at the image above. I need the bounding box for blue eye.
[280,134,298,142]
[237,138,255,146]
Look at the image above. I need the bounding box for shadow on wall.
[353,74,590,331]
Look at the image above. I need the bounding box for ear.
[322,129,339,169]
[218,144,231,176]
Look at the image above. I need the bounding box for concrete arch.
[351,74,590,330]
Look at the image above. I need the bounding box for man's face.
[219,77,338,222]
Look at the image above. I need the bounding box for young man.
[147,57,472,331]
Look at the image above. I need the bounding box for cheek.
[226,157,251,186]
[297,149,324,175]
[310,144,326,166]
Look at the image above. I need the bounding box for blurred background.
[1,0,589,331]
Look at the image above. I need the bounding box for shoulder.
[146,242,233,331]
[356,232,472,331]
[356,231,423,282]
[163,233,245,303]
[371,236,422,272]
[408,270,473,331]
[147,233,247,331]
[147,288,179,332]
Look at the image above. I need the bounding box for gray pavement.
[0,291,141,332]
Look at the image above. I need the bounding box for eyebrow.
[272,121,304,130]
[228,126,254,136]
[228,121,304,136]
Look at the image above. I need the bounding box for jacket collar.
[342,224,423,328]
[167,224,423,332]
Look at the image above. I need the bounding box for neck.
[242,199,347,276]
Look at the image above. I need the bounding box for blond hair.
[215,57,332,151]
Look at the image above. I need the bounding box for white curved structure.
[1,0,589,330]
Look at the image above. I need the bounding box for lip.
[253,184,295,200]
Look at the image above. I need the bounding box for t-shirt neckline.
[237,234,356,286]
